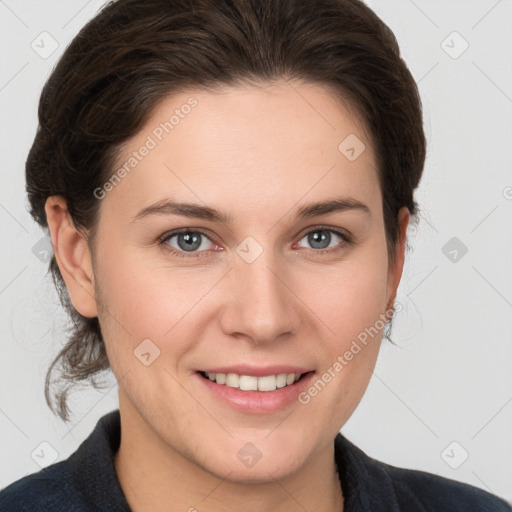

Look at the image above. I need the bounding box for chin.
[195,436,310,483]
[208,456,302,484]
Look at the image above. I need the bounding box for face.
[51,80,408,483]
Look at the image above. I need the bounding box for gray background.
[1,0,511,503]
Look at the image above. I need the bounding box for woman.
[0,0,509,510]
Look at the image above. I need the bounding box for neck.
[114,398,344,512]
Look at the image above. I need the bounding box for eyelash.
[157,226,353,259]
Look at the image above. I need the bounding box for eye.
[295,228,351,254]
[159,229,220,258]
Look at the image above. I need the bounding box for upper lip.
[199,365,313,377]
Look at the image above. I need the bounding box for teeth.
[258,375,277,391]
[225,373,239,388]
[204,372,303,392]
[276,374,287,388]
[239,375,258,391]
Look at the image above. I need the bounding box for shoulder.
[335,433,511,511]
[384,462,511,511]
[0,461,87,512]
[0,409,125,512]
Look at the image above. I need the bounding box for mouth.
[196,368,316,413]
[198,370,312,392]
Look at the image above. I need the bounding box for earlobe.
[44,196,98,318]
[386,206,410,310]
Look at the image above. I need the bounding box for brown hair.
[26,0,426,421]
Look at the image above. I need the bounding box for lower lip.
[196,371,315,414]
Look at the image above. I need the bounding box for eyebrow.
[131,197,371,224]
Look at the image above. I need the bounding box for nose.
[218,248,300,345]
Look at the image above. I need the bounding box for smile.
[200,371,307,392]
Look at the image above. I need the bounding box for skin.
[45,79,409,512]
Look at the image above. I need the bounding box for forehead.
[102,80,380,224]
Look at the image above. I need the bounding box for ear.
[45,196,98,318]
[386,206,410,311]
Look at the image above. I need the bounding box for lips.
[196,368,316,413]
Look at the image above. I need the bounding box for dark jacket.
[0,409,510,511]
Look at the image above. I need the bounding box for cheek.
[297,253,389,342]
[293,250,389,412]
[93,247,220,363]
